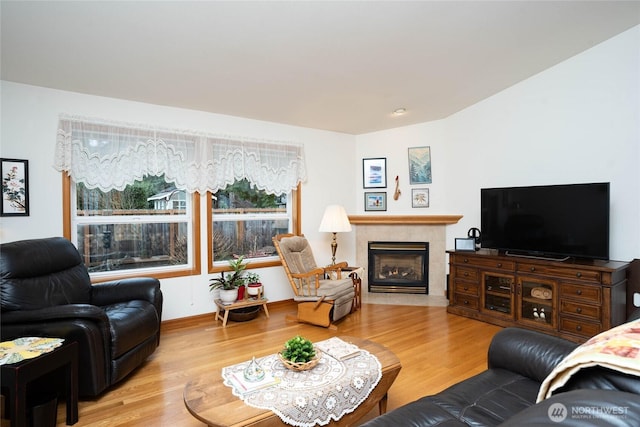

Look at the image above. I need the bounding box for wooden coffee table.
[183,336,401,426]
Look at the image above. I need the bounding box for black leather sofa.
[362,314,640,426]
[0,237,163,397]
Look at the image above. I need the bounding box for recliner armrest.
[1,303,108,324]
[488,328,577,383]
[91,277,162,311]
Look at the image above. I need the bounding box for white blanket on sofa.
[537,318,640,402]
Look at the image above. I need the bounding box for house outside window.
[71,175,195,278]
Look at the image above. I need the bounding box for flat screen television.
[480,182,610,261]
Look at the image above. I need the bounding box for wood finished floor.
[5,300,503,426]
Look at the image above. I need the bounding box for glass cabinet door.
[481,272,514,317]
[518,277,556,329]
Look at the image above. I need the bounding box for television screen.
[480,183,610,260]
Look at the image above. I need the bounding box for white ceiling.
[2,1,639,135]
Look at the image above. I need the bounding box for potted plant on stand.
[245,272,263,298]
[209,256,248,304]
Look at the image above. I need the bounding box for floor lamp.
[318,205,352,265]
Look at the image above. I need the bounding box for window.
[208,180,300,272]
[64,174,200,280]
[56,115,306,279]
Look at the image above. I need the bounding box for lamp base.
[330,232,338,265]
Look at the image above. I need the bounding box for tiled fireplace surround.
[349,215,463,299]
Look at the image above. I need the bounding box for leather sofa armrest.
[1,303,108,325]
[488,328,577,383]
[499,389,640,426]
[91,277,162,311]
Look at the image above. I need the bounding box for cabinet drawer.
[454,281,479,296]
[560,300,601,320]
[560,316,602,338]
[455,267,479,282]
[559,283,601,303]
[458,256,515,271]
[518,263,601,283]
[451,293,479,310]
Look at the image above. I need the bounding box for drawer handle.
[463,286,469,291]
[576,272,582,278]
[576,307,582,314]
[530,267,536,272]
[497,263,502,268]
[576,289,582,296]
[463,258,469,263]
[464,272,469,277]
[463,300,469,305]
[576,325,582,331]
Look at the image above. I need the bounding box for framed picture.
[363,157,387,188]
[1,158,29,216]
[411,188,429,208]
[408,146,432,184]
[455,237,476,252]
[364,192,387,211]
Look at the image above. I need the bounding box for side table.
[215,298,270,327]
[1,341,78,426]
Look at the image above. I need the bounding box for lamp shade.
[318,205,352,233]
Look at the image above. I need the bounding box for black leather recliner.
[0,237,163,397]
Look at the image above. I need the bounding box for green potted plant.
[278,335,319,371]
[245,271,263,298]
[209,256,248,304]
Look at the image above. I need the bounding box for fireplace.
[368,241,429,294]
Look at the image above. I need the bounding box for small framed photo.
[408,146,432,184]
[364,192,387,211]
[455,237,476,252]
[363,157,387,188]
[1,158,29,216]
[411,188,429,208]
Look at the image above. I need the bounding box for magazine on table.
[315,337,362,361]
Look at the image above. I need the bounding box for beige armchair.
[273,234,357,328]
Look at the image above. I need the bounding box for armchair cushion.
[278,235,319,274]
[293,279,355,301]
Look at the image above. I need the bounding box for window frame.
[207,183,301,274]
[63,174,201,282]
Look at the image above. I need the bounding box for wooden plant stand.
[215,291,269,327]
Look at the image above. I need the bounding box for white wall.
[355,120,448,213]
[357,26,640,262]
[0,82,358,320]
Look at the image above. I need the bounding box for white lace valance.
[54,115,307,195]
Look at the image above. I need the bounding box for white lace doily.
[222,339,382,426]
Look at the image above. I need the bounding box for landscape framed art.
[363,157,387,188]
[408,146,432,184]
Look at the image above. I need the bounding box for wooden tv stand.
[446,249,629,343]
